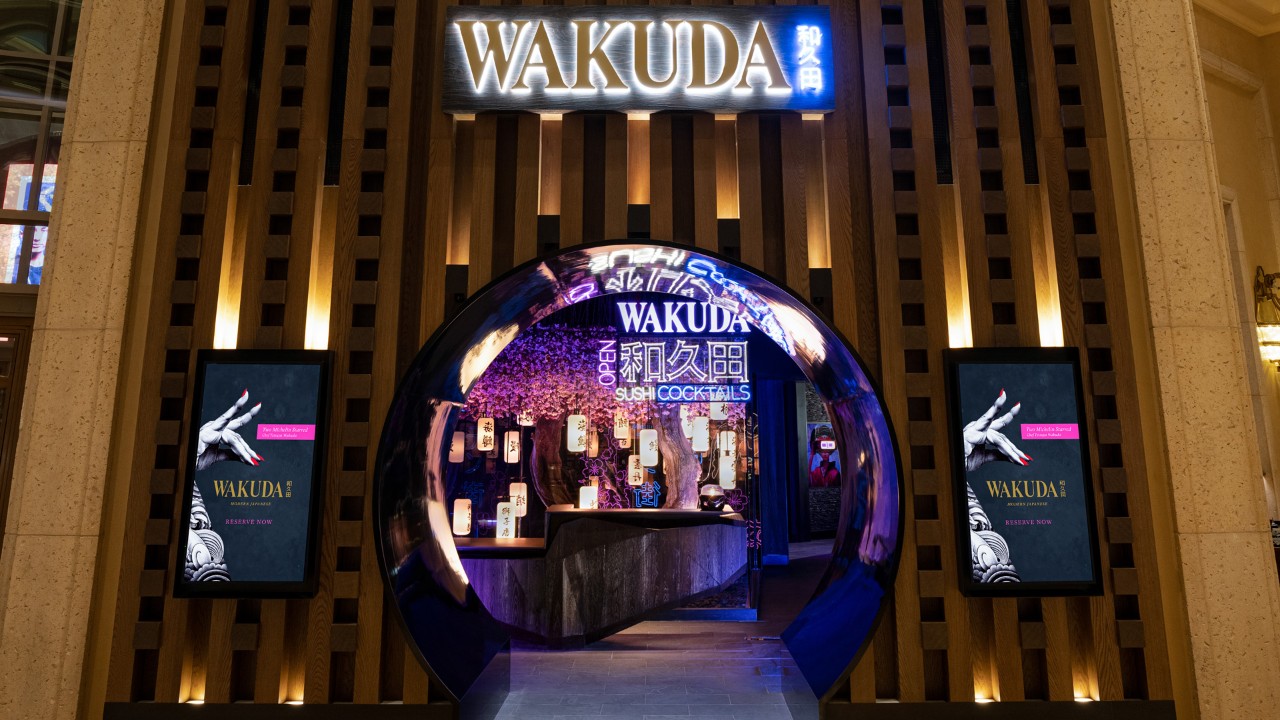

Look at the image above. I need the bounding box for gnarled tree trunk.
[655,411,701,509]
[531,418,574,507]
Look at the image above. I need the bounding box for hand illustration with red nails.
[962,389,1032,472]
[195,389,264,471]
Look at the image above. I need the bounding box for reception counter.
[458,507,747,646]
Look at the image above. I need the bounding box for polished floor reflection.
[495,543,829,719]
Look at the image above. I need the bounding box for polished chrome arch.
[374,241,903,713]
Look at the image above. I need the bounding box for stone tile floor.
[493,542,831,720]
[494,622,819,719]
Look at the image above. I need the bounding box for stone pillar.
[0,0,168,717]
[1108,2,1280,718]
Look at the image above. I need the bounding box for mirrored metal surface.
[374,242,903,710]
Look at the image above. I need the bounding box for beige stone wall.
[1110,1,1280,718]
[0,0,168,718]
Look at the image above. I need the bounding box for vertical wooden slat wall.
[103,0,1177,711]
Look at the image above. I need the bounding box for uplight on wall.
[1255,267,1280,367]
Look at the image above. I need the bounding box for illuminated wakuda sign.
[443,6,834,114]
[617,301,751,334]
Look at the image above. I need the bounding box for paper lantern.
[504,430,521,464]
[476,417,495,451]
[496,502,515,539]
[680,405,694,438]
[628,455,643,486]
[509,482,528,518]
[449,431,465,463]
[588,430,600,458]
[617,436,631,449]
[517,410,535,426]
[718,430,737,460]
[719,455,736,489]
[567,414,588,453]
[710,402,728,421]
[691,416,710,453]
[452,499,472,536]
[639,429,659,466]
[614,411,630,440]
[578,485,598,509]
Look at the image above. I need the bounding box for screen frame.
[943,346,1104,598]
[173,349,332,599]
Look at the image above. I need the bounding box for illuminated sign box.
[443,6,835,114]
[943,347,1103,597]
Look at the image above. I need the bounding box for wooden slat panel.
[106,0,1175,713]
[650,113,673,242]
[540,116,562,217]
[692,113,718,251]
[780,114,810,297]
[1024,0,1121,702]
[513,113,541,264]
[714,116,738,220]
[736,114,764,268]
[902,1,972,701]
[417,0,456,347]
[560,113,584,247]
[985,0,1043,346]
[604,113,629,240]
[449,119,473,265]
[467,114,497,294]
[803,117,829,270]
[628,116,650,206]
[858,0,923,702]
[108,0,257,704]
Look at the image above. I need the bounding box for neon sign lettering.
[617,301,751,334]
[617,339,747,385]
[614,384,752,403]
[597,339,617,387]
[443,7,834,114]
[796,25,822,93]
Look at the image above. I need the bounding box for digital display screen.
[175,350,331,597]
[945,348,1102,596]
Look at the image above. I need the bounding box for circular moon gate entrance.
[374,242,902,714]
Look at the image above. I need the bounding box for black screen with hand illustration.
[174,350,331,598]
[944,347,1102,597]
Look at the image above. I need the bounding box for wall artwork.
[944,348,1103,597]
[174,350,331,598]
